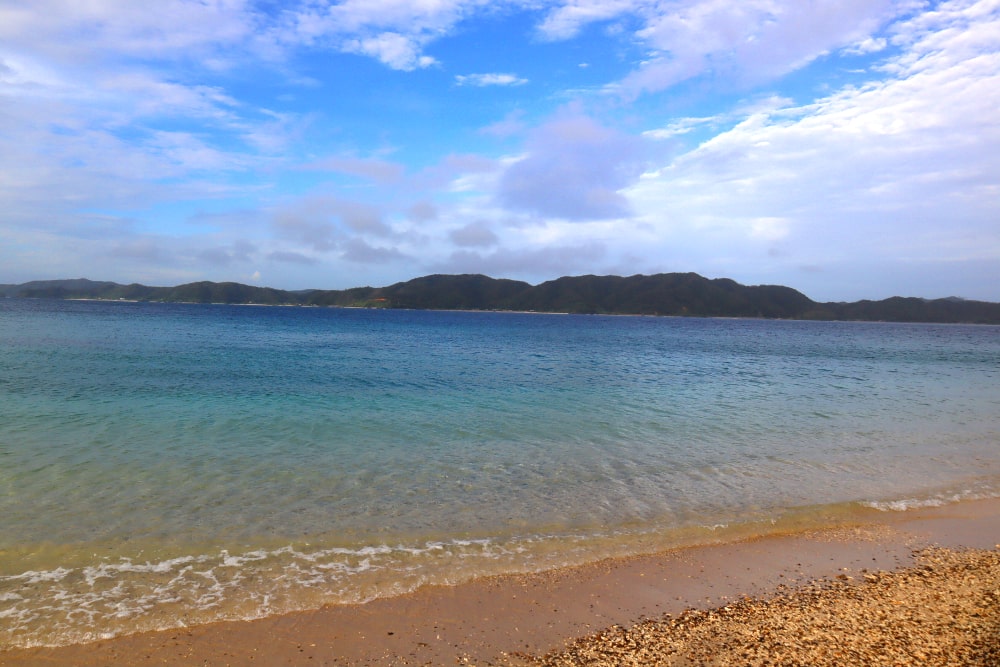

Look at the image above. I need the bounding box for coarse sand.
[506,546,1000,666]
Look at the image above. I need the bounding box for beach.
[2,497,997,666]
[3,303,999,663]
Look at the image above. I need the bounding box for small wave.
[0,536,548,649]
[5,567,73,584]
[7,489,1000,649]
[864,498,949,512]
[862,488,1000,512]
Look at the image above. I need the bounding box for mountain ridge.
[2,274,998,324]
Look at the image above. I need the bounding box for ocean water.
[1,298,999,647]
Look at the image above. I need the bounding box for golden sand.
[508,547,1000,666]
[2,499,998,666]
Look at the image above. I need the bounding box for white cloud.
[341,237,410,264]
[343,32,439,70]
[623,0,904,96]
[0,0,255,62]
[480,110,528,138]
[536,0,638,40]
[643,118,708,140]
[271,196,394,252]
[0,0,480,76]
[1,0,997,301]
[749,217,792,241]
[274,0,496,70]
[0,1,910,86]
[267,250,319,265]
[408,200,439,223]
[455,73,529,86]
[324,0,477,33]
[449,221,500,247]
[498,113,648,220]
[101,73,240,120]
[198,240,257,266]
[845,36,889,55]
[272,208,340,253]
[530,1,916,98]
[437,242,608,279]
[409,153,501,193]
[625,0,1000,297]
[146,131,248,172]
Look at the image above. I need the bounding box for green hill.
[2,274,998,324]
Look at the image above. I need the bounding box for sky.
[1,0,998,302]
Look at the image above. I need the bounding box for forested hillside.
[3,274,998,323]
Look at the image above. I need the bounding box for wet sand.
[2,498,998,666]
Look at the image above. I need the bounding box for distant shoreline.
[4,273,1000,324]
[57,297,1000,325]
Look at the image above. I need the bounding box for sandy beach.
[2,497,998,666]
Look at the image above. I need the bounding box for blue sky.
[1,0,998,301]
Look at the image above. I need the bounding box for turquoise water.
[2,299,999,647]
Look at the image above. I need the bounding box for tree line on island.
[2,273,998,324]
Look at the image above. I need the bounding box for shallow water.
[1,299,998,646]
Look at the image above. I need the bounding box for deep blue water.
[2,298,999,646]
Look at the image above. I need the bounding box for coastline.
[9,273,1000,324]
[2,497,997,666]
[51,296,1000,323]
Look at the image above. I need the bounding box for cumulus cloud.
[498,114,647,220]
[267,250,318,265]
[621,0,903,96]
[343,32,438,70]
[0,16,297,242]
[628,0,1000,298]
[108,238,174,263]
[270,0,495,70]
[408,200,439,222]
[322,0,475,35]
[530,0,912,98]
[198,240,257,266]
[846,36,890,55]
[536,0,637,40]
[0,0,443,74]
[2,0,996,301]
[341,238,409,263]
[0,106,220,236]
[272,211,339,253]
[436,242,607,279]
[271,196,393,252]
[334,200,393,236]
[449,221,499,247]
[0,0,254,62]
[480,110,527,138]
[3,1,907,91]
[409,153,500,193]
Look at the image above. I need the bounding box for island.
[2,273,999,324]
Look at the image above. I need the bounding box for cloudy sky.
[1,0,998,301]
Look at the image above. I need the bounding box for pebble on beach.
[507,547,1000,667]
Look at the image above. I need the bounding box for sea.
[1,298,999,648]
